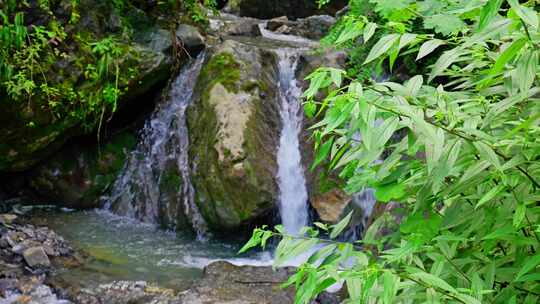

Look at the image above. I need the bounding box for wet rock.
[22,247,51,268]
[265,15,335,40]
[176,24,205,54]
[26,131,137,209]
[0,218,74,303]
[182,261,345,304]
[208,13,262,37]
[181,261,295,304]
[188,39,281,230]
[0,1,174,173]
[0,214,18,225]
[311,188,352,223]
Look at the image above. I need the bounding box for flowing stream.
[275,49,310,236]
[105,54,208,239]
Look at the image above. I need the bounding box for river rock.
[22,247,51,268]
[180,261,295,304]
[265,15,336,40]
[188,39,281,230]
[311,188,352,223]
[0,214,18,225]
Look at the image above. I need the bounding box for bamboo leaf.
[508,0,539,29]
[364,34,400,64]
[515,253,540,281]
[330,211,353,239]
[416,39,446,61]
[477,0,504,31]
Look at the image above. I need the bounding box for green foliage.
[0,1,137,130]
[244,0,540,303]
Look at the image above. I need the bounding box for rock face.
[188,40,281,230]
[0,0,182,173]
[224,0,347,20]
[26,132,137,209]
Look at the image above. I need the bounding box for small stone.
[0,214,18,225]
[22,246,51,268]
[11,243,28,254]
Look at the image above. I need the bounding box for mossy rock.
[0,0,178,173]
[188,40,281,230]
[26,131,137,209]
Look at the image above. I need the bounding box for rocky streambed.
[0,208,343,304]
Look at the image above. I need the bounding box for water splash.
[275,49,309,235]
[105,53,208,239]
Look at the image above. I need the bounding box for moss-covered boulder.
[27,131,137,209]
[188,40,280,230]
[0,0,205,173]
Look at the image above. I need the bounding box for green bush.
[243,0,540,303]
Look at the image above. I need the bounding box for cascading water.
[275,49,310,236]
[105,54,208,239]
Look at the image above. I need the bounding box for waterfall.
[275,49,309,235]
[105,53,208,239]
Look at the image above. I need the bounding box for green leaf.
[363,22,377,43]
[515,253,540,281]
[346,277,362,301]
[476,184,504,209]
[406,75,423,96]
[473,142,501,171]
[482,224,515,240]
[508,0,539,29]
[374,182,406,202]
[329,211,353,239]
[516,50,538,94]
[424,14,466,36]
[513,203,526,228]
[477,0,504,31]
[335,20,364,44]
[329,68,344,87]
[311,138,333,170]
[383,271,397,304]
[410,271,457,294]
[417,39,446,61]
[364,34,400,64]
[304,100,316,118]
[429,48,463,82]
[490,37,527,76]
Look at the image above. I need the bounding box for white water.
[275,49,310,236]
[105,54,208,239]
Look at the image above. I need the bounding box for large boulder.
[26,131,137,209]
[188,40,281,230]
[223,0,347,20]
[180,261,296,303]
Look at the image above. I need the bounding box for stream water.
[275,49,310,235]
[105,54,208,239]
[29,207,271,291]
[17,18,376,297]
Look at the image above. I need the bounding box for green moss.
[198,52,241,93]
